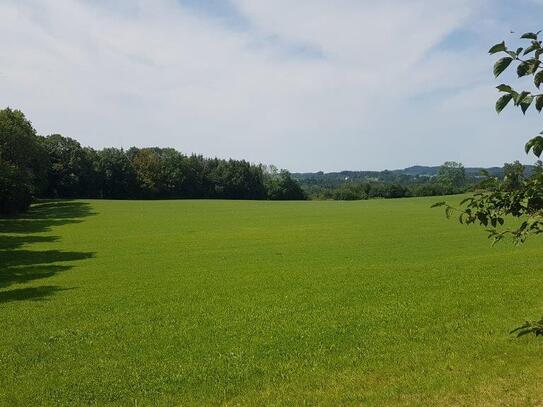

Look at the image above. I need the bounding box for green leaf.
[518,59,541,77]
[496,94,513,113]
[431,202,445,208]
[489,41,507,54]
[514,91,530,106]
[535,70,543,88]
[518,61,531,77]
[496,84,514,93]
[525,140,533,154]
[536,95,543,112]
[523,43,539,55]
[521,95,533,114]
[521,32,539,40]
[525,136,543,157]
[534,144,543,157]
[494,57,513,77]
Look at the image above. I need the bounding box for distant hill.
[293,165,534,187]
[397,165,505,177]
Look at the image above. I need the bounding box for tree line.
[2,106,521,216]
[305,181,451,201]
[0,108,306,215]
[298,161,475,200]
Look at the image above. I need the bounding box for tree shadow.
[21,200,94,220]
[0,235,59,251]
[0,200,94,234]
[0,286,75,304]
[0,200,95,304]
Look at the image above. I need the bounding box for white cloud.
[0,0,537,171]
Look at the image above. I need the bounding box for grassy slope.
[1,197,543,406]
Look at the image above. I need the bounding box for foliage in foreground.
[435,31,543,244]
[436,31,543,336]
[433,161,543,244]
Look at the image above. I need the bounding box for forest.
[1,107,533,215]
[0,108,306,215]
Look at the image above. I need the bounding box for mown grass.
[1,197,543,406]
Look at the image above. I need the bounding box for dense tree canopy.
[437,161,466,191]
[41,134,96,198]
[0,109,47,214]
[0,109,308,215]
[92,147,136,199]
[265,167,306,200]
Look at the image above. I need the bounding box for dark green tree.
[158,148,190,198]
[210,159,267,199]
[0,108,48,214]
[41,134,97,198]
[437,161,466,192]
[0,107,307,207]
[131,148,164,198]
[265,167,307,200]
[95,148,137,199]
[0,157,33,214]
[502,161,526,192]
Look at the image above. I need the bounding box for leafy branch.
[490,31,543,150]
[433,162,543,245]
[435,30,543,337]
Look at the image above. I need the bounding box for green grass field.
[1,197,543,406]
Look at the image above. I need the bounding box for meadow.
[1,197,543,406]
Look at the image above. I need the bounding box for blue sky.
[1,0,542,171]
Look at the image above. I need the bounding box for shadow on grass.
[0,286,75,303]
[0,201,95,304]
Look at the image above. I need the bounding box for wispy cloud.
[0,0,540,171]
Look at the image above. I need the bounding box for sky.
[1,0,542,172]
